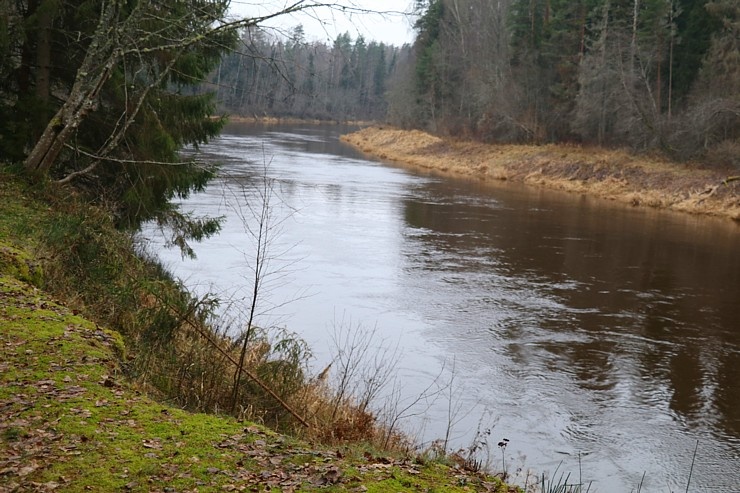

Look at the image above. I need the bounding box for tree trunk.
[23,61,114,174]
[656,49,662,115]
[668,37,674,120]
[598,0,611,146]
[579,4,586,61]
[630,0,639,88]
[23,0,120,175]
[18,0,40,96]
[35,0,56,102]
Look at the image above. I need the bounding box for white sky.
[228,0,417,46]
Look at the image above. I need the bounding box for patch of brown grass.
[342,127,740,221]
[290,380,410,454]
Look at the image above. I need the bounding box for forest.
[392,0,738,163]
[2,0,737,187]
[209,0,738,165]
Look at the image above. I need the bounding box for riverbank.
[0,173,517,492]
[0,272,513,492]
[341,127,740,221]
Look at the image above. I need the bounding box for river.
[142,123,740,492]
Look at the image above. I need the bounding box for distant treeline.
[206,26,408,122]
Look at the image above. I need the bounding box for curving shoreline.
[341,127,740,222]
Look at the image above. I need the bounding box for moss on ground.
[0,242,43,287]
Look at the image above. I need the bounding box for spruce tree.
[0,0,238,258]
[2,0,342,239]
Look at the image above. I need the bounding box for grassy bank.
[0,173,517,492]
[341,127,740,221]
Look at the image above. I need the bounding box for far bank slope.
[342,127,740,221]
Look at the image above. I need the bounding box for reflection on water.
[145,123,740,492]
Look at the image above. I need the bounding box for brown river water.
[143,123,740,492]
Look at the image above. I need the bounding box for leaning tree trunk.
[23,67,112,174]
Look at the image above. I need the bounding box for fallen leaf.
[18,464,38,477]
[142,439,162,449]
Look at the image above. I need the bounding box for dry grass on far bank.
[342,127,740,221]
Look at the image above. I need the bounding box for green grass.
[0,176,49,244]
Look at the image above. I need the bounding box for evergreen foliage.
[1,0,237,238]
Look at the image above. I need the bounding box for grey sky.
[230,1,416,46]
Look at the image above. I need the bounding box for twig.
[685,439,698,493]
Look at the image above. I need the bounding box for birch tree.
[20,0,333,178]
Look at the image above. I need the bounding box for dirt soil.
[341,127,740,221]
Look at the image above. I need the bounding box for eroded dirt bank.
[341,127,740,221]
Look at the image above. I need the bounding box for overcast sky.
[229,0,417,46]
